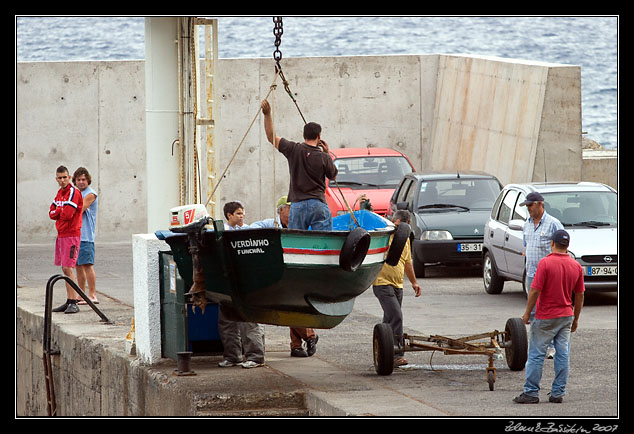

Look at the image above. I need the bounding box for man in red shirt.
[514,229,585,404]
[49,166,84,314]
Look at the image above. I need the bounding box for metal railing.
[42,274,113,416]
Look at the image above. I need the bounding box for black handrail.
[42,274,113,416]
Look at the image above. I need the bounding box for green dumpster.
[159,251,223,360]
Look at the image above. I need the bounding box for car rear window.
[417,179,501,210]
[330,156,413,188]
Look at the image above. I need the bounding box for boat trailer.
[372,317,528,391]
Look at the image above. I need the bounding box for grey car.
[389,172,502,277]
[482,182,617,295]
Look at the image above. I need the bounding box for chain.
[271,17,307,124]
[273,17,283,66]
[268,17,356,226]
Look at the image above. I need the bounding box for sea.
[15,16,618,149]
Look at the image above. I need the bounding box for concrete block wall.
[533,63,584,183]
[582,150,618,190]
[16,54,614,243]
[16,60,146,243]
[428,55,582,183]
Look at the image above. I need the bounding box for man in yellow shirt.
[373,210,422,366]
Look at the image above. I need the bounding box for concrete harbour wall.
[16,55,616,243]
[16,294,194,416]
[16,286,313,416]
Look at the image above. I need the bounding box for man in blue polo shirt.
[520,191,564,358]
[521,192,564,294]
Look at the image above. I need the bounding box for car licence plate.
[457,243,482,252]
[586,266,617,276]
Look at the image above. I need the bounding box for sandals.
[78,298,99,305]
[394,357,409,367]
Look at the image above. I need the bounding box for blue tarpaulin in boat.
[331,209,393,231]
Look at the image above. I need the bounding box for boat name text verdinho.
[231,238,270,255]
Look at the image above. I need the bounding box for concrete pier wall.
[15,286,313,416]
[16,55,616,243]
[16,296,196,416]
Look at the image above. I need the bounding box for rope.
[276,65,307,124]
[271,75,278,228]
[204,73,279,207]
[190,18,199,204]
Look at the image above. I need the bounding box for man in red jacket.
[49,166,84,314]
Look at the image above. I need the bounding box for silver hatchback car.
[482,182,617,295]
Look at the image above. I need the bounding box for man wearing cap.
[520,192,564,359]
[249,196,292,229]
[520,192,565,290]
[251,197,320,358]
[514,229,585,404]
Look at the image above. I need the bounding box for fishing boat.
[156,209,407,329]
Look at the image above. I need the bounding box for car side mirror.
[396,201,409,210]
[508,219,524,231]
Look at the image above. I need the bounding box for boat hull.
[163,222,392,329]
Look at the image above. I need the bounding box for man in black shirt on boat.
[261,99,338,231]
[261,99,336,358]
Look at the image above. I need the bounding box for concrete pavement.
[16,242,619,418]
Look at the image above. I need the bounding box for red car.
[325,147,416,217]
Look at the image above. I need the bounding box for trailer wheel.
[384,223,410,266]
[339,227,370,272]
[505,317,528,371]
[373,323,394,376]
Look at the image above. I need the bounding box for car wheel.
[412,248,426,278]
[483,251,504,294]
[522,271,529,298]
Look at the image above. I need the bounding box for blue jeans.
[526,274,554,347]
[523,316,574,398]
[289,199,332,230]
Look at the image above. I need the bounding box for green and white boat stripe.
[281,232,390,266]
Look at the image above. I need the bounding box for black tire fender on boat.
[339,227,371,272]
[384,223,411,266]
